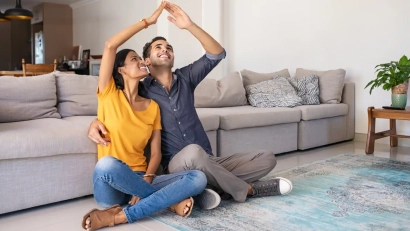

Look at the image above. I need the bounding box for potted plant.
[365,55,410,108]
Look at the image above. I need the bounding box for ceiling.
[0,0,80,12]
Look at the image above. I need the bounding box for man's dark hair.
[142,36,167,60]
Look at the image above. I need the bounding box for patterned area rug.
[149,154,410,231]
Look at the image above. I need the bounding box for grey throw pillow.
[245,76,302,108]
[288,75,320,105]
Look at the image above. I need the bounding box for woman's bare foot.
[168,197,194,217]
[183,200,192,214]
[84,211,127,231]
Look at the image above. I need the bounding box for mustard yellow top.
[97,78,161,171]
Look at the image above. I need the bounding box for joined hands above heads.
[146,0,195,30]
[146,0,167,25]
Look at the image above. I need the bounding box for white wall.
[72,0,224,77]
[223,0,410,144]
[73,0,157,59]
[73,0,410,145]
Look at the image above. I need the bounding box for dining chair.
[22,59,57,77]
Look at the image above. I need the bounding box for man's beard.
[151,60,174,69]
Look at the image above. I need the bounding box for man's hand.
[147,0,167,25]
[165,2,194,29]
[129,196,140,205]
[88,119,111,146]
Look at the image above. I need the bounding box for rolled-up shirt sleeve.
[176,48,226,89]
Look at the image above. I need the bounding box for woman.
[81,2,207,230]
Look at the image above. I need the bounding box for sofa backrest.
[240,69,291,87]
[194,71,248,108]
[0,73,61,123]
[55,71,98,117]
[295,68,346,104]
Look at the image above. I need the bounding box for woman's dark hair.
[112,49,135,90]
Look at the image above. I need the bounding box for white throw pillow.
[245,76,302,108]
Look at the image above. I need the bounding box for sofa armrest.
[341,82,355,140]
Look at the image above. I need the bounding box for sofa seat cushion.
[0,118,96,161]
[196,106,301,130]
[296,104,348,121]
[196,113,219,132]
[62,116,97,126]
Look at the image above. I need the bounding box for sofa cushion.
[288,75,320,105]
[240,69,291,87]
[295,68,346,104]
[62,116,97,126]
[0,74,61,123]
[245,76,302,108]
[196,113,220,131]
[55,72,98,117]
[0,118,96,160]
[194,72,247,108]
[196,106,301,130]
[295,104,348,121]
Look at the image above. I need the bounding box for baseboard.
[354,133,410,147]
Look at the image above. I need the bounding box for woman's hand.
[88,119,111,146]
[129,196,140,205]
[143,176,154,184]
[147,0,167,25]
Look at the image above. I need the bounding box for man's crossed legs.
[167,144,292,208]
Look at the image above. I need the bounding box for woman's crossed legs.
[83,156,206,230]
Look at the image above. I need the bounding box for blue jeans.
[93,156,207,223]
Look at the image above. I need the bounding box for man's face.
[145,40,175,69]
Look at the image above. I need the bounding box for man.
[88,2,292,210]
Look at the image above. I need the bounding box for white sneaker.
[249,177,293,197]
[194,188,221,210]
[276,177,293,195]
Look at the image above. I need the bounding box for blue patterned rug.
[150,154,410,231]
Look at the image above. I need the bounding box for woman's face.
[119,51,148,80]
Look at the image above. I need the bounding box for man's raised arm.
[165,2,226,88]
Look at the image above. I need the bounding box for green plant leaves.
[365,55,410,94]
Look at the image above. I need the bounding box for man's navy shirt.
[139,49,226,166]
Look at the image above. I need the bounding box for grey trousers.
[167,144,277,202]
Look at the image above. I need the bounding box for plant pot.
[391,93,407,108]
[391,81,408,108]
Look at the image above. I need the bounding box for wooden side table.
[366,106,410,154]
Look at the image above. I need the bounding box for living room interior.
[0,0,409,230]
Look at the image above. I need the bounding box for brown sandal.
[167,197,194,217]
[81,204,123,231]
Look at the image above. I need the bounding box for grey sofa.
[0,68,354,215]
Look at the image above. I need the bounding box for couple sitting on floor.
[81,1,293,230]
